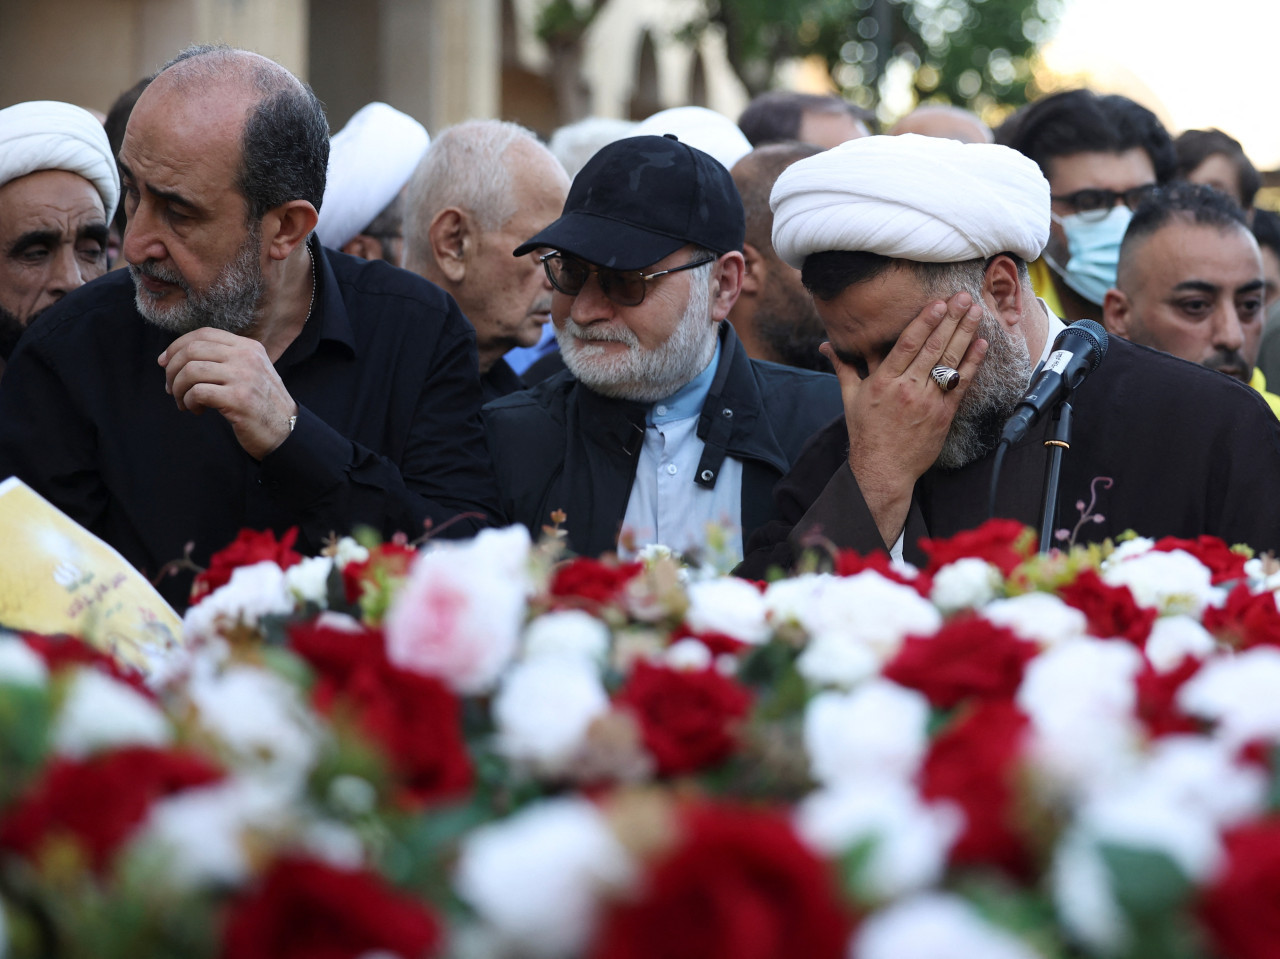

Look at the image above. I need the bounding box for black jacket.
[739,336,1280,577]
[483,323,842,557]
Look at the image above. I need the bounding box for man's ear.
[1101,288,1132,338]
[710,251,747,322]
[982,253,1024,332]
[263,200,318,260]
[740,242,765,296]
[427,208,471,284]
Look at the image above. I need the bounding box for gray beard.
[131,228,264,335]
[934,309,1032,470]
[556,267,718,402]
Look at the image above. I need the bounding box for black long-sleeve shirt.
[0,242,501,607]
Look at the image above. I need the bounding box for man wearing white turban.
[738,134,1280,575]
[0,100,119,371]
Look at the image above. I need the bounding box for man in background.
[315,102,430,264]
[1103,183,1279,416]
[738,92,872,150]
[0,100,118,373]
[1004,89,1176,322]
[727,141,828,371]
[889,104,992,143]
[403,120,570,401]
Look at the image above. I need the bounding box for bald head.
[731,142,822,256]
[890,105,993,144]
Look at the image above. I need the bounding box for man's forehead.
[0,169,105,221]
[1128,221,1262,287]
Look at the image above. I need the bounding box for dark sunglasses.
[1050,184,1159,221]
[539,252,715,307]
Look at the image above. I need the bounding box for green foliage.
[535,0,609,45]
[1098,843,1211,959]
[682,0,1063,113]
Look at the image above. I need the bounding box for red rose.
[1059,569,1158,646]
[20,632,153,698]
[341,542,418,604]
[1153,535,1247,585]
[1199,816,1280,959]
[191,527,303,604]
[883,615,1039,708]
[222,856,441,959]
[614,661,752,776]
[1203,583,1280,650]
[919,519,1035,576]
[550,558,644,607]
[834,549,932,596]
[590,803,851,959]
[920,699,1034,879]
[289,619,471,806]
[0,746,223,873]
[1134,657,1203,738]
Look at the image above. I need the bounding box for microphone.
[1000,320,1108,445]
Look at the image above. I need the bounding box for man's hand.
[819,292,987,549]
[159,329,298,461]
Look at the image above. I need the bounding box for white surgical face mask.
[1044,206,1133,307]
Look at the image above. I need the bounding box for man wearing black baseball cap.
[484,134,841,564]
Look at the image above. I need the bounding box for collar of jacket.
[574,322,792,488]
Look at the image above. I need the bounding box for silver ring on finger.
[931,365,961,392]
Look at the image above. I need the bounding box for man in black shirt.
[0,45,500,606]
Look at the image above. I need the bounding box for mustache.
[528,295,553,317]
[562,320,638,346]
[1203,349,1250,379]
[130,260,189,291]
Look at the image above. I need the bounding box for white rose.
[0,635,47,687]
[1178,647,1280,747]
[983,593,1087,647]
[1104,537,1155,565]
[330,536,370,570]
[796,778,960,900]
[523,610,610,665]
[685,577,770,644]
[804,679,930,786]
[52,668,170,758]
[187,664,319,791]
[1102,549,1219,615]
[131,777,289,889]
[930,558,1001,613]
[283,555,334,606]
[662,638,713,671]
[454,797,636,958]
[1144,615,1216,673]
[493,657,609,777]
[384,526,530,694]
[1139,735,1266,827]
[183,561,293,643]
[796,633,880,688]
[855,893,1045,959]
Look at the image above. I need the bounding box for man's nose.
[121,203,167,266]
[1212,304,1246,353]
[45,244,85,299]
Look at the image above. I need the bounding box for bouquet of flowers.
[1,519,1279,959]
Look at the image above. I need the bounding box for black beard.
[0,302,32,361]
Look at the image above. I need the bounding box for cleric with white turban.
[0,100,119,220]
[316,102,430,253]
[770,133,1049,269]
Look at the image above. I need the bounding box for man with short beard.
[483,135,841,563]
[0,45,501,607]
[0,101,118,379]
[737,135,1280,575]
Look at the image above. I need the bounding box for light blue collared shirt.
[620,342,744,564]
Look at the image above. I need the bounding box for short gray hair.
[404,119,540,270]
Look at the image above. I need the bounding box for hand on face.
[820,291,987,547]
[158,328,298,460]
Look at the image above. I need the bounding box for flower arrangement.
[1,520,1279,959]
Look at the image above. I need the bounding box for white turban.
[316,102,430,249]
[0,100,119,221]
[771,133,1050,269]
[635,106,752,172]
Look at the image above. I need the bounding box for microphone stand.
[1038,400,1073,553]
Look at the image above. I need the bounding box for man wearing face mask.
[1002,90,1176,323]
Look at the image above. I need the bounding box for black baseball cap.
[513,134,745,271]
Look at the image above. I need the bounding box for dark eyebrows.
[7,230,59,257]
[80,222,110,246]
[1171,280,1220,295]
[1235,279,1266,296]
[116,158,199,213]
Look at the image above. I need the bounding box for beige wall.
[0,0,307,114]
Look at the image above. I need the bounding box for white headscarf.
[771,133,1050,269]
[635,106,752,172]
[0,100,119,220]
[315,102,430,249]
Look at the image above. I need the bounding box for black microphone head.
[1056,319,1108,369]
